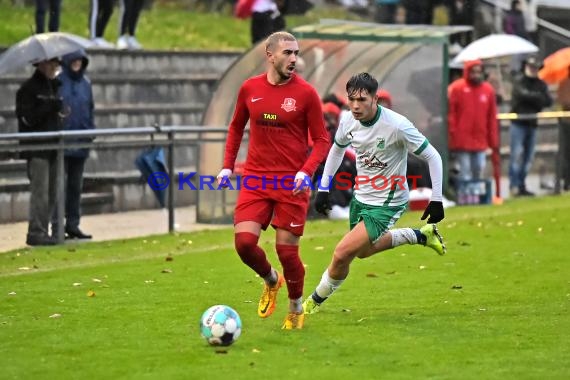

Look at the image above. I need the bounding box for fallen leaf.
[72,283,82,287]
[49,313,62,318]
[161,269,172,273]
[244,300,253,303]
[315,246,324,251]
[252,348,260,353]
[92,278,102,283]
[537,227,543,233]
[342,309,351,312]
[87,290,96,297]
[419,265,426,270]
[517,220,524,226]
[8,292,16,296]
[203,281,209,284]
[144,280,155,284]
[478,308,487,311]
[366,273,378,278]
[165,256,173,262]
[187,240,193,245]
[357,318,367,322]
[18,267,30,271]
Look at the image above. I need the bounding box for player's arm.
[402,121,444,223]
[218,85,249,186]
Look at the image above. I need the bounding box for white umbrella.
[0,32,93,75]
[452,34,539,64]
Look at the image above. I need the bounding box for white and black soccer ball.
[199,305,242,346]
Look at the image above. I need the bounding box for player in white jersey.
[303,73,446,314]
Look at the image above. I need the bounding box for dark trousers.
[251,11,285,45]
[35,0,62,33]
[89,0,114,39]
[560,117,570,190]
[52,156,87,231]
[27,156,57,239]
[119,0,144,36]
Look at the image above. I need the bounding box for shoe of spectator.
[92,37,115,49]
[26,234,57,246]
[117,35,129,50]
[65,227,93,240]
[128,36,143,50]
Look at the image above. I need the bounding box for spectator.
[447,60,499,196]
[318,102,356,220]
[508,56,552,196]
[52,50,95,240]
[503,0,530,72]
[89,0,115,48]
[374,0,401,24]
[249,0,286,45]
[503,0,529,40]
[447,0,475,53]
[16,58,63,246]
[117,0,145,50]
[35,0,62,33]
[557,66,570,191]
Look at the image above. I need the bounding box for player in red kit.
[217,31,329,329]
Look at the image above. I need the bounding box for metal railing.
[0,125,230,244]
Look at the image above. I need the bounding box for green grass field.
[0,1,362,50]
[1,195,569,379]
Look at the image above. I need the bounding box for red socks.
[276,244,305,300]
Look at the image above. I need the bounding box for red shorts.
[234,186,310,236]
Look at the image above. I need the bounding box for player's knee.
[332,247,355,267]
[234,232,259,256]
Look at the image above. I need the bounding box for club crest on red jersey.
[281,98,297,112]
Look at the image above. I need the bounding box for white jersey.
[334,105,429,206]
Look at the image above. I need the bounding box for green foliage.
[1,195,569,379]
[0,1,363,51]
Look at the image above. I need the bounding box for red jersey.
[223,73,329,178]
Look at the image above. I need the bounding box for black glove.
[314,191,332,215]
[421,201,444,223]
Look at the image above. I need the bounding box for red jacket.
[448,60,499,151]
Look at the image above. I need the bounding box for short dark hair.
[346,73,378,98]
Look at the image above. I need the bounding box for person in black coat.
[508,56,553,196]
[16,58,63,246]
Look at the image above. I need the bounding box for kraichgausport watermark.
[146,172,423,191]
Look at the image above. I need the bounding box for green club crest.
[376,137,385,150]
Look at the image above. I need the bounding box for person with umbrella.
[16,57,64,246]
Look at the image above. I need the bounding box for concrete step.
[0,102,205,133]
[0,74,219,109]
[0,49,240,76]
[0,159,26,179]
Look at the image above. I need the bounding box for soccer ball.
[199,305,242,346]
